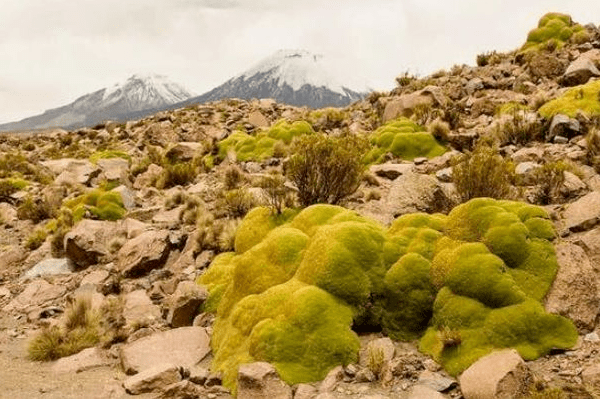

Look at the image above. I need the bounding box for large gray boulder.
[459,349,532,399]
[42,159,100,186]
[167,281,208,328]
[562,49,600,86]
[120,326,211,375]
[562,191,600,232]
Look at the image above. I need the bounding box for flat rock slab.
[4,279,66,312]
[23,258,74,279]
[120,326,211,375]
[562,191,600,232]
[52,347,112,373]
[117,230,171,278]
[123,363,182,394]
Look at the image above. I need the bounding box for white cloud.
[0,0,599,123]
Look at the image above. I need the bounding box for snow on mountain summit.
[238,50,349,95]
[184,49,367,109]
[0,74,195,131]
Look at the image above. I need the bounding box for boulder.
[52,347,111,373]
[120,326,211,374]
[562,191,600,232]
[165,142,204,162]
[123,363,183,394]
[97,158,130,182]
[123,289,162,327]
[545,243,600,332]
[64,220,117,268]
[528,53,568,79]
[248,110,270,128]
[459,349,532,399]
[562,49,600,86]
[23,258,73,279]
[319,366,344,393]
[511,147,545,163]
[167,281,208,328]
[111,185,135,210]
[79,270,109,287]
[134,164,164,189]
[154,380,207,399]
[560,171,587,198]
[237,362,292,399]
[4,279,66,312]
[582,363,600,390]
[417,370,456,392]
[360,337,395,367]
[465,78,484,95]
[515,162,541,186]
[387,172,455,217]
[120,218,149,239]
[42,159,100,186]
[117,230,171,278]
[294,384,318,399]
[548,114,580,141]
[383,86,446,122]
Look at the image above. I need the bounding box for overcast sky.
[1,0,600,123]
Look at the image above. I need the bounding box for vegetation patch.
[520,13,585,53]
[89,150,131,164]
[217,120,314,162]
[538,80,600,118]
[197,200,576,390]
[363,117,446,164]
[63,188,126,222]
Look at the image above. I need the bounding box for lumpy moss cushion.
[198,199,576,389]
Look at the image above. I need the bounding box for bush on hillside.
[452,144,515,202]
[284,133,368,207]
[363,117,446,164]
[89,150,131,164]
[0,178,28,203]
[62,188,126,223]
[197,200,575,391]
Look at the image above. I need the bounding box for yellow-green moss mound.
[198,200,576,389]
[539,80,600,118]
[521,12,585,52]
[364,118,446,163]
[63,188,126,222]
[217,120,314,162]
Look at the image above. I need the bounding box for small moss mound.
[538,80,600,118]
[63,188,126,222]
[521,13,584,53]
[89,150,131,164]
[364,117,446,163]
[198,199,575,389]
[218,120,314,162]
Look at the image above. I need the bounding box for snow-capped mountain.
[0,74,194,132]
[180,50,367,109]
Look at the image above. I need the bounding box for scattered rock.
[23,258,73,279]
[561,171,587,198]
[117,230,171,278]
[545,243,600,332]
[134,164,164,189]
[515,162,541,186]
[248,110,270,128]
[79,269,109,287]
[167,281,208,328]
[123,289,162,327]
[360,338,395,367]
[294,383,318,399]
[319,366,344,393]
[548,114,580,141]
[417,370,456,392]
[562,49,600,86]
[52,347,111,373]
[112,185,136,210]
[120,326,211,374]
[4,279,66,312]
[369,163,412,180]
[42,159,100,186]
[123,363,183,394]
[155,380,208,399]
[97,158,130,182]
[459,349,533,399]
[435,167,452,182]
[165,142,204,162]
[562,191,600,232]
[237,362,292,399]
[64,220,117,269]
[581,363,600,389]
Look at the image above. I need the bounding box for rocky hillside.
[1,12,600,399]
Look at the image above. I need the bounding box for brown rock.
[4,279,66,312]
[64,220,117,268]
[97,157,129,182]
[459,349,533,399]
[117,230,171,278]
[408,385,446,399]
[165,142,204,162]
[123,363,182,394]
[562,49,600,86]
[545,243,600,332]
[360,337,395,368]
[369,163,413,180]
[123,289,162,327]
[120,326,211,374]
[134,163,164,189]
[319,366,344,393]
[528,53,568,79]
[562,191,600,232]
[155,380,208,399]
[248,110,270,128]
[42,159,101,186]
[382,86,446,122]
[52,347,111,373]
[167,281,208,328]
[581,363,600,390]
[294,383,318,399]
[237,362,292,399]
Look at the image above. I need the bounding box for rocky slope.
[1,12,600,399]
[0,74,194,132]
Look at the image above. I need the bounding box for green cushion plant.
[520,12,585,53]
[363,117,446,164]
[538,80,600,118]
[217,120,314,162]
[198,199,576,391]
